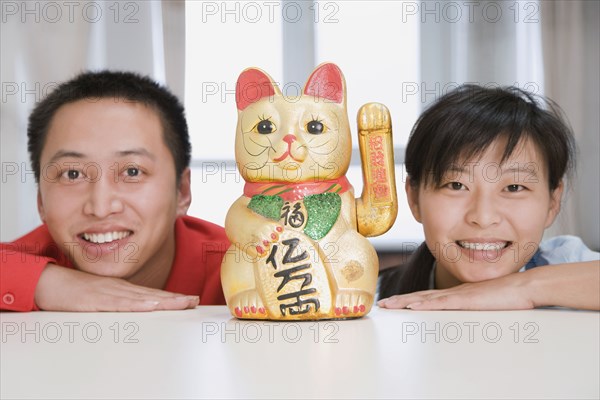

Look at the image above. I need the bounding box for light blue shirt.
[522,235,600,271]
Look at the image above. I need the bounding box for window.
[185,1,426,249]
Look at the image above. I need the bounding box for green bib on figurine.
[248,192,342,241]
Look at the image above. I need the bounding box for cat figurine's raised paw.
[221,63,397,320]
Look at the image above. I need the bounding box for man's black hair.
[28,70,190,183]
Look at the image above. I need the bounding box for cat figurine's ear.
[303,62,346,105]
[236,68,281,111]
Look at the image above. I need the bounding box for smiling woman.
[377,85,600,311]
[414,137,562,286]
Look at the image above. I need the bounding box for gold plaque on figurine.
[221,63,397,320]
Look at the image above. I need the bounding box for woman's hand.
[377,272,534,310]
[378,261,600,311]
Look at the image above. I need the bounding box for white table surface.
[1,306,599,399]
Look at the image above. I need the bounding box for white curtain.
[540,1,600,250]
[0,0,185,241]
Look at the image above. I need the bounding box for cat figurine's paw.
[228,290,268,319]
[246,223,285,259]
[333,289,373,318]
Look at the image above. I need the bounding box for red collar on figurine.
[244,176,352,202]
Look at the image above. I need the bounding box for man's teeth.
[458,241,508,251]
[83,231,131,244]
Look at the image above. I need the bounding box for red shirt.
[0,216,229,311]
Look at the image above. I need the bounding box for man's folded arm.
[0,244,54,311]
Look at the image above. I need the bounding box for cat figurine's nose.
[283,134,296,144]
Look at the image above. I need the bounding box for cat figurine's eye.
[306,120,325,134]
[254,119,275,134]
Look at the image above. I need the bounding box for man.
[1,71,229,311]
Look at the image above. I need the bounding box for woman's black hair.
[378,84,576,298]
[405,84,575,191]
[378,243,435,299]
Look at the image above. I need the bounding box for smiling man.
[1,71,229,312]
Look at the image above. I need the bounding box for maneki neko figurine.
[221,63,397,320]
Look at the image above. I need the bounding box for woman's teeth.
[82,231,131,244]
[457,241,509,251]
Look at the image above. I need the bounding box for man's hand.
[34,264,199,312]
